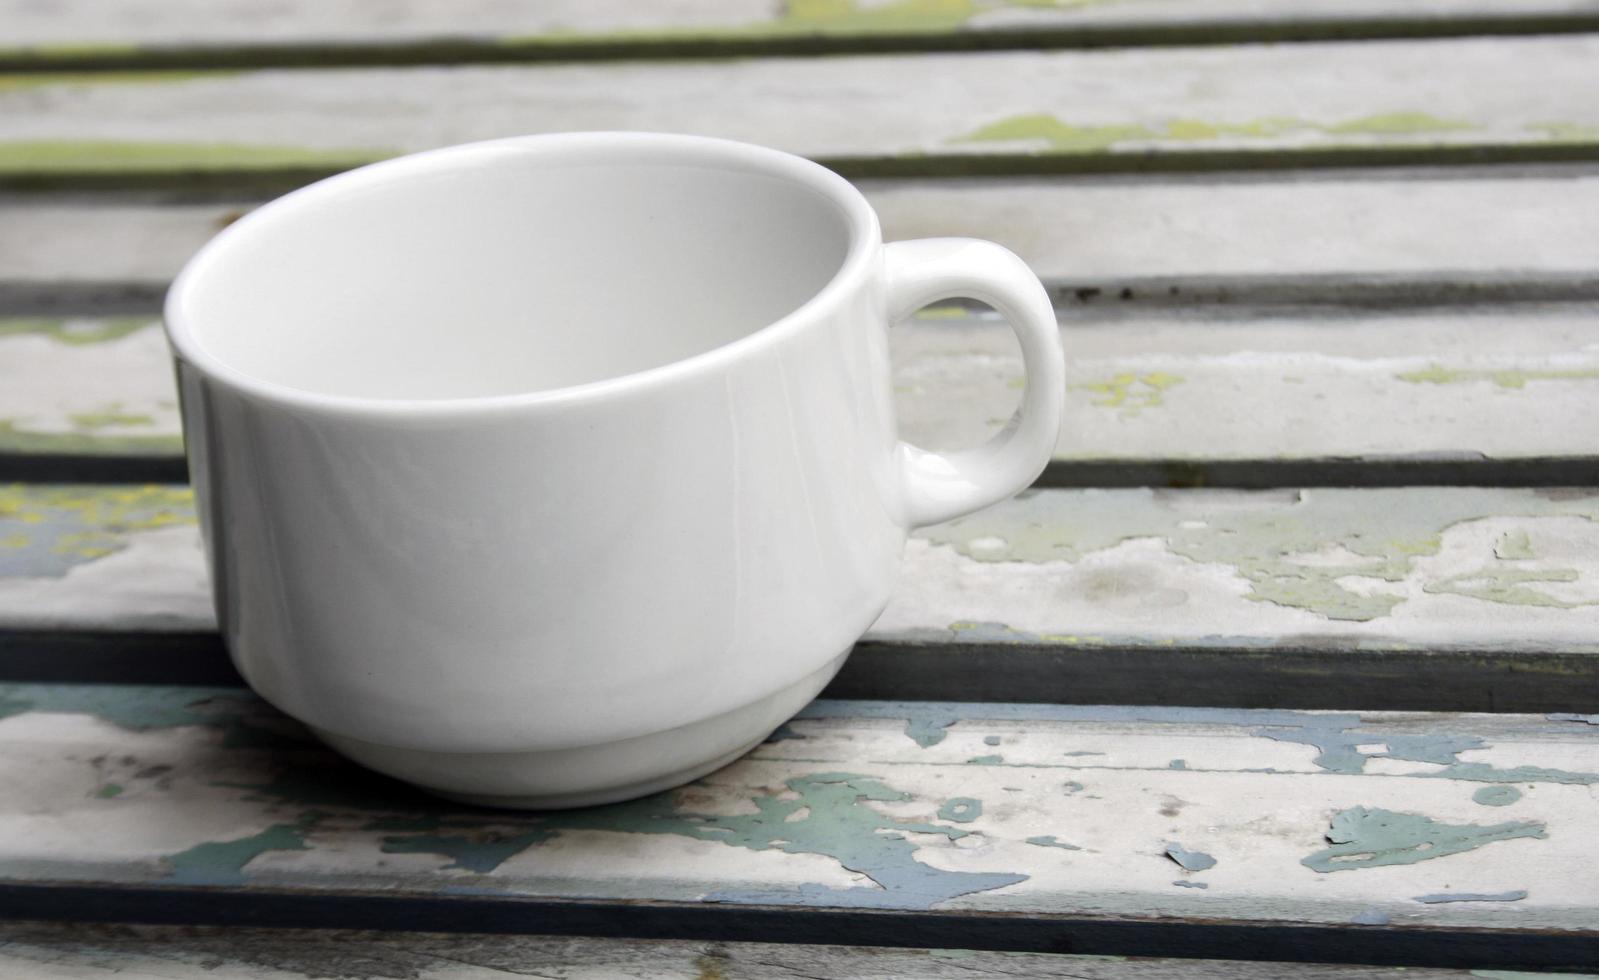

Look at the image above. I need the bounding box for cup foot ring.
[309,650,847,810]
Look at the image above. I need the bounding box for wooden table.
[4,2,1599,976]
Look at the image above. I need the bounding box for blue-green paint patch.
[1169,759,1187,770]
[1253,713,1599,786]
[1063,750,1103,757]
[376,772,1025,910]
[1062,781,1084,794]
[94,782,123,798]
[1414,889,1527,904]
[1352,908,1392,925]
[904,713,960,748]
[1548,713,1599,725]
[0,484,195,578]
[967,754,1004,765]
[1025,835,1081,850]
[983,735,1002,746]
[1164,843,1216,871]
[1303,807,1546,873]
[1172,880,1208,889]
[938,798,982,823]
[0,683,308,752]
[1473,786,1522,807]
[164,817,315,886]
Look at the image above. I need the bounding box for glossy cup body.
[166,133,1063,770]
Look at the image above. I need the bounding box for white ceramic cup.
[165,132,1065,808]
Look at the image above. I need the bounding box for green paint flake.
[0,683,309,753]
[1427,567,1598,610]
[164,818,315,886]
[954,111,1478,154]
[1164,842,1216,871]
[1495,529,1536,560]
[1026,834,1082,850]
[1397,364,1599,388]
[69,409,158,430]
[0,421,181,456]
[956,114,1155,153]
[1302,807,1545,873]
[1071,372,1184,414]
[920,487,1599,622]
[0,141,387,176]
[1254,712,1599,786]
[967,754,1004,765]
[904,713,961,748]
[937,797,983,823]
[370,772,1025,909]
[94,783,123,798]
[0,316,154,346]
[1324,112,1473,135]
[1473,786,1523,807]
[0,484,195,577]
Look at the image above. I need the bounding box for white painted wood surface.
[2,687,1595,931]
[10,174,1599,287]
[8,305,1599,461]
[3,37,1598,177]
[0,922,1566,979]
[8,0,1599,51]
[6,485,1599,653]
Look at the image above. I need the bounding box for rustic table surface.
[3,1,1599,976]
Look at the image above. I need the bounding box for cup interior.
[171,137,858,400]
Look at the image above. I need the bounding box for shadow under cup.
[165,134,904,809]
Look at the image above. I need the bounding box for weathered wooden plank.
[0,922,1562,979]
[10,173,1599,306]
[9,304,1599,473]
[8,482,1599,697]
[1,688,1596,968]
[6,0,1599,73]
[4,37,1599,188]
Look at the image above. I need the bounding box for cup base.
[308,650,848,809]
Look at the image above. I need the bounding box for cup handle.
[884,238,1066,528]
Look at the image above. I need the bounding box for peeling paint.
[955,111,1476,154]
[1303,807,1545,873]
[1172,880,1209,889]
[919,488,1599,622]
[904,713,960,748]
[983,735,1002,746]
[1397,364,1599,388]
[1070,371,1184,414]
[938,797,983,823]
[1351,908,1391,925]
[1254,712,1599,786]
[0,317,153,346]
[1549,713,1599,726]
[1414,889,1528,904]
[1472,786,1522,807]
[164,818,314,886]
[1495,529,1536,560]
[1025,835,1081,850]
[1164,843,1215,871]
[1427,566,1599,610]
[379,772,1025,910]
[0,484,195,576]
[967,754,1004,765]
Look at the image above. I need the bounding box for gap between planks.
[0,921,1562,980]
[8,12,1599,72]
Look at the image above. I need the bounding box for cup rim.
[163,131,881,417]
